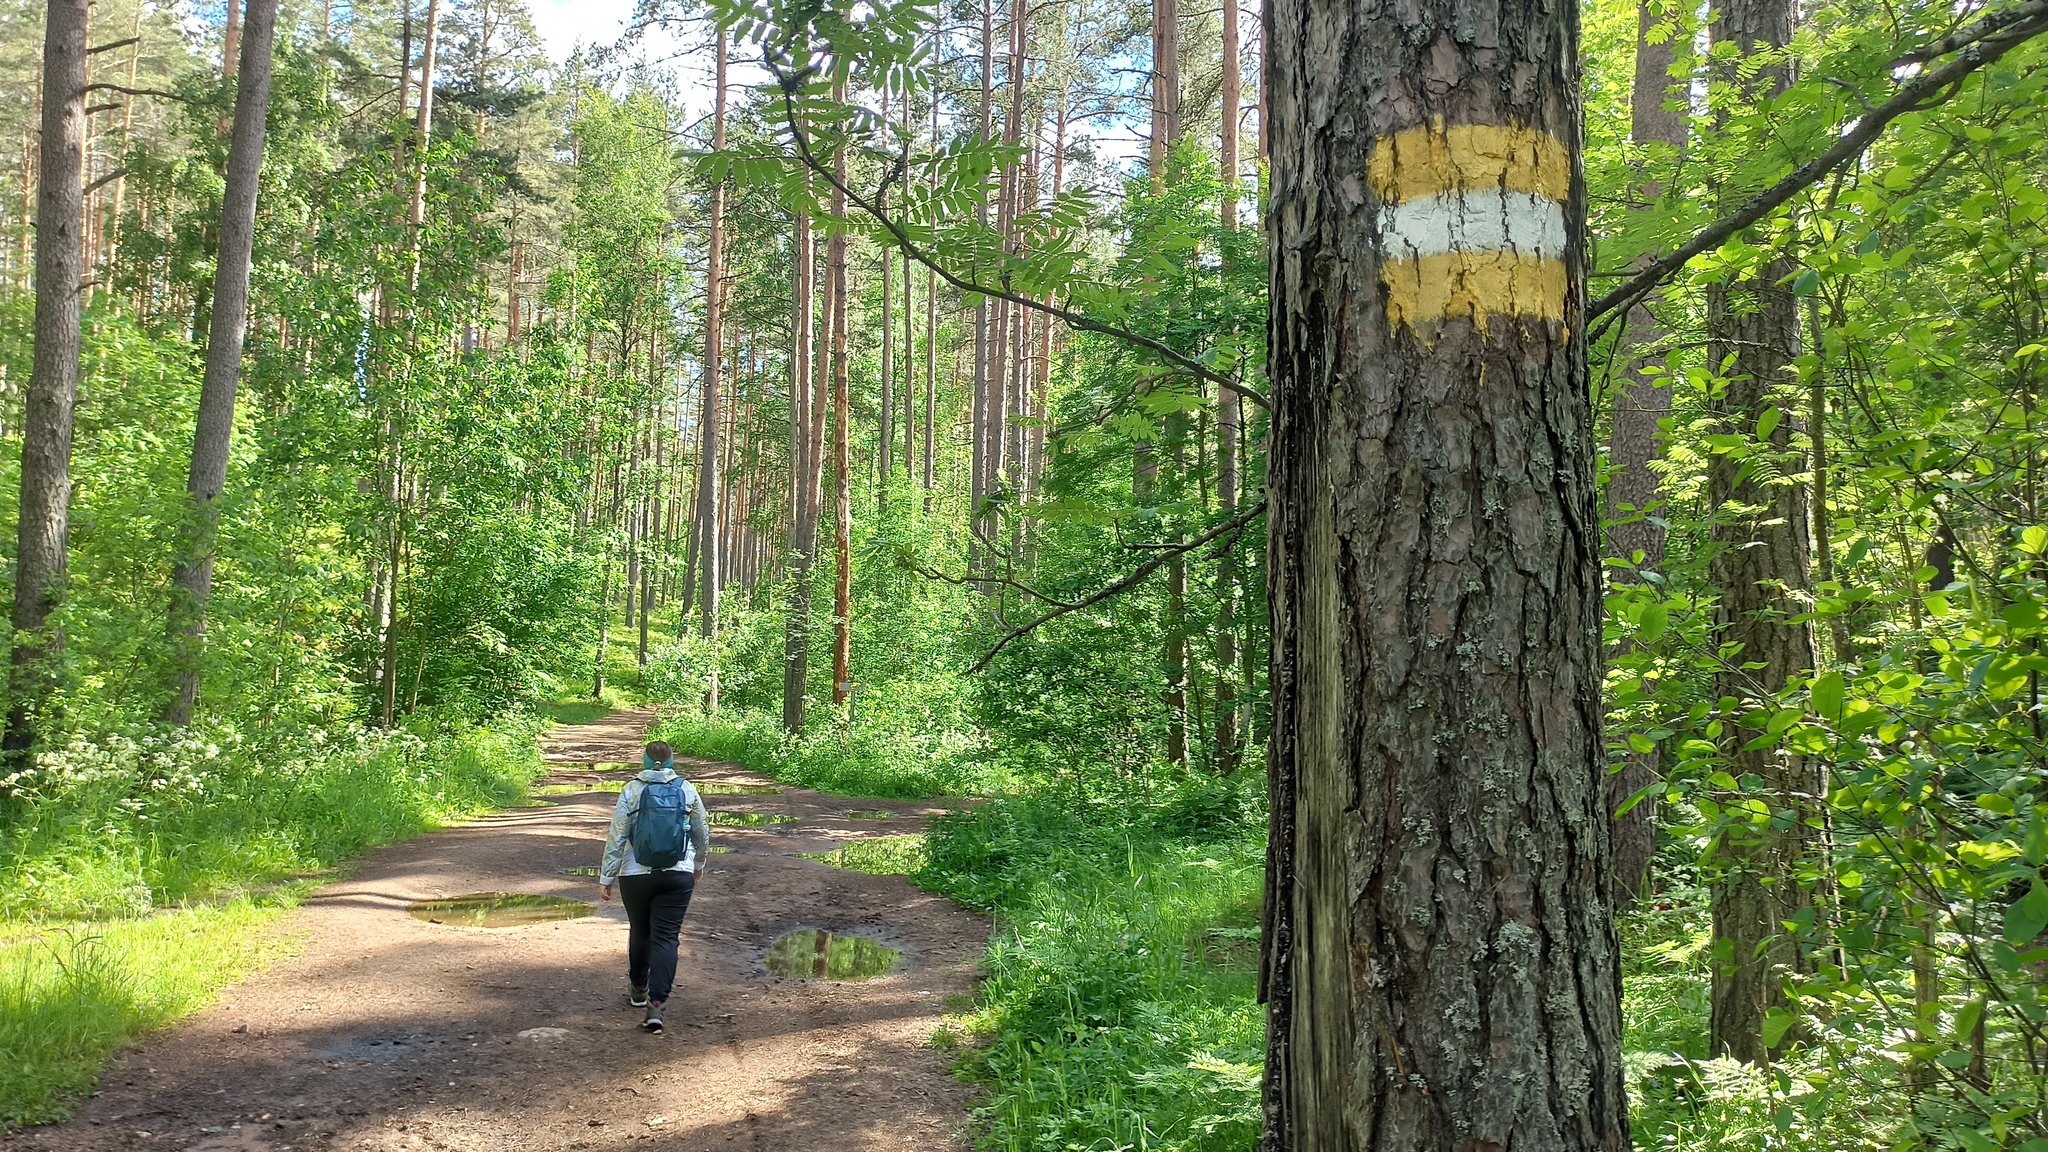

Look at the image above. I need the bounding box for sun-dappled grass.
[655,704,1265,1151]
[919,798,1266,1152]
[0,714,544,1128]
[653,706,995,798]
[0,892,304,1127]
[537,699,614,727]
[0,716,545,921]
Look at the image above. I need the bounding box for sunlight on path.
[16,708,987,1152]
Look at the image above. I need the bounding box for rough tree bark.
[697,33,728,711]
[1603,0,1686,903]
[4,0,90,760]
[782,37,820,735]
[1214,0,1243,773]
[970,0,993,547]
[1704,0,1818,1067]
[1258,0,1630,1144]
[163,0,281,727]
[1148,0,1179,183]
[828,90,853,711]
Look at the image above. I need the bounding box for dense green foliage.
[2,0,2048,1143]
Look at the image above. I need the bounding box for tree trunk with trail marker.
[164,0,281,727]
[4,0,90,760]
[1703,0,1817,1067]
[1258,0,1629,1143]
[1604,0,1686,904]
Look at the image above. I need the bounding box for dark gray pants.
[619,869,695,1004]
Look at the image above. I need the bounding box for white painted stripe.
[1377,189,1568,261]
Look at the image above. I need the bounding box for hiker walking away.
[598,741,710,1033]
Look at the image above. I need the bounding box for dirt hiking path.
[13,707,988,1152]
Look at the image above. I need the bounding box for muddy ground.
[9,707,988,1152]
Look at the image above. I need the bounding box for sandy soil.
[9,707,988,1152]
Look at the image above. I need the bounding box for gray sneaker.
[642,1002,664,1033]
[629,984,649,1008]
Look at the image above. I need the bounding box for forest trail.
[15,708,988,1152]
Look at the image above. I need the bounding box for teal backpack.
[631,780,692,869]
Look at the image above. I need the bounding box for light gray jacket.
[598,768,710,883]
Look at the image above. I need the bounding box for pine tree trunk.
[1219,0,1239,226]
[1604,0,1686,905]
[828,99,853,710]
[4,0,90,760]
[970,0,994,549]
[880,231,893,501]
[1704,0,1817,1067]
[697,34,728,710]
[1213,4,1243,773]
[1148,0,1178,182]
[1258,0,1629,1142]
[163,0,280,727]
[782,157,817,734]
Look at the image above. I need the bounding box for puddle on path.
[535,780,627,795]
[764,929,901,981]
[408,893,593,928]
[697,783,784,796]
[711,811,798,827]
[561,867,602,877]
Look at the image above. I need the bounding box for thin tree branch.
[909,563,1082,607]
[1895,0,2047,64]
[1589,6,2048,324]
[84,82,188,102]
[87,36,140,55]
[763,48,1271,411]
[83,168,128,196]
[968,500,1266,673]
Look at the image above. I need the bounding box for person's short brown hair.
[646,741,673,764]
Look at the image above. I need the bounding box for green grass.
[654,705,1262,1151]
[652,707,994,798]
[0,891,304,1127]
[0,715,544,1127]
[919,798,1266,1152]
[537,699,614,727]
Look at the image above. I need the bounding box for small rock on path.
[13,707,988,1151]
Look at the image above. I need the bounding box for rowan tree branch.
[968,500,1266,673]
[1589,5,2048,323]
[762,47,1270,411]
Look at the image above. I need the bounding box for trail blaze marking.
[1368,122,1571,332]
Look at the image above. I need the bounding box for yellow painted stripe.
[1366,122,1571,205]
[1382,251,1568,331]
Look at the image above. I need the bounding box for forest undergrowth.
[658,691,1916,1152]
[0,715,544,1125]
